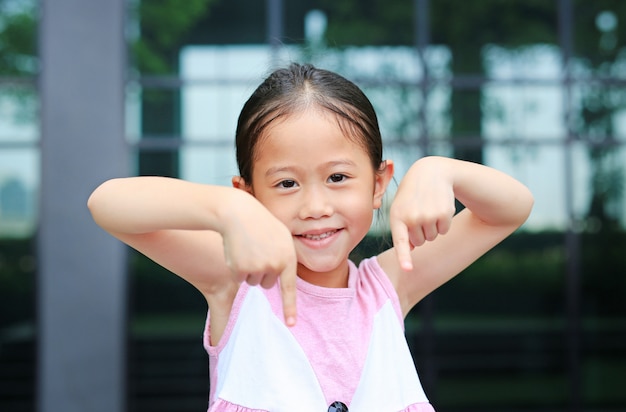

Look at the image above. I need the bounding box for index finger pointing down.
[280,262,298,327]
[390,220,414,272]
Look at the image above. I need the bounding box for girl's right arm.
[87,176,297,324]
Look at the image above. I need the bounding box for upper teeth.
[303,231,334,240]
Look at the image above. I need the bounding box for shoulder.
[353,257,404,319]
[355,256,392,288]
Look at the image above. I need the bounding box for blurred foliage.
[128,0,218,75]
[574,0,626,65]
[0,0,218,76]
[320,0,557,50]
[0,0,38,122]
[571,1,626,231]
[0,0,37,76]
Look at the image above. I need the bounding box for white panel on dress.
[215,287,328,411]
[349,301,429,411]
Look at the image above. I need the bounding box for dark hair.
[235,63,383,183]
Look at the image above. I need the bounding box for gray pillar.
[38,1,127,412]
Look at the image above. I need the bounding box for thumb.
[280,259,298,327]
[391,220,414,272]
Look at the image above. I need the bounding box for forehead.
[256,110,368,161]
[255,108,370,160]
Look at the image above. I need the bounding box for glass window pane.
[484,44,562,81]
[134,147,180,178]
[179,45,278,141]
[0,149,39,237]
[572,142,626,231]
[571,82,626,142]
[482,45,565,142]
[181,81,245,142]
[137,88,181,136]
[483,82,565,141]
[0,83,38,142]
[180,146,237,186]
[486,144,569,230]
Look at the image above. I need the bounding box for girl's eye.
[278,180,297,188]
[329,174,347,183]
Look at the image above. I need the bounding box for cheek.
[341,190,376,219]
[257,195,292,222]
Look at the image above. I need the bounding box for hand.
[389,160,456,271]
[220,192,297,326]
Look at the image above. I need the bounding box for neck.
[297,262,350,288]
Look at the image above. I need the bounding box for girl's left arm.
[377,156,534,316]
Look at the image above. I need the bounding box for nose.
[298,184,333,220]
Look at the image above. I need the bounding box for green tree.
[128,0,219,177]
[0,0,37,76]
[573,0,626,231]
[0,0,37,125]
[130,0,217,75]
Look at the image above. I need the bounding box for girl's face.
[236,109,393,287]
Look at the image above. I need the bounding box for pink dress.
[203,256,435,412]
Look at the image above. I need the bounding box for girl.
[88,63,533,411]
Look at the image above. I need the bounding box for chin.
[298,256,347,275]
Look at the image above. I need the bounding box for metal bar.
[128,73,626,91]
[559,0,582,411]
[126,134,626,151]
[266,0,283,65]
[412,0,439,401]
[415,0,431,156]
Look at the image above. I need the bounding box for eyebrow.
[264,159,358,177]
[265,165,297,177]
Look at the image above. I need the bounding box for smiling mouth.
[299,230,338,241]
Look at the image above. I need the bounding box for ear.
[232,176,254,195]
[373,159,394,209]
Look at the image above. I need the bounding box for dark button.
[328,401,348,412]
